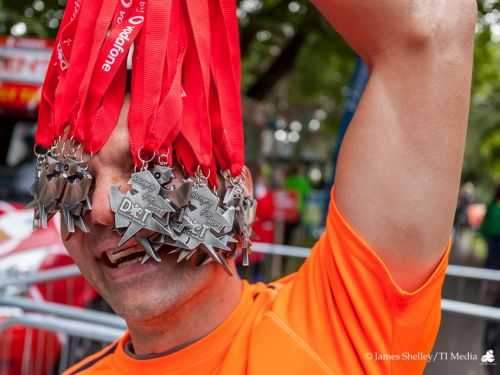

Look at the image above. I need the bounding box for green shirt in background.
[480,202,500,238]
[284,175,311,215]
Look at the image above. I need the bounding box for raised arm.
[312,0,477,290]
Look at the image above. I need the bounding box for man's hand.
[312,0,477,290]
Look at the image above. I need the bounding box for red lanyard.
[128,0,185,167]
[144,0,187,161]
[37,0,246,185]
[36,0,82,148]
[173,0,212,176]
[209,0,244,177]
[73,0,145,153]
[53,0,108,140]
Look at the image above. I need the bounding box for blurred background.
[0,0,499,374]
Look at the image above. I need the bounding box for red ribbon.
[174,0,212,175]
[129,0,185,166]
[36,0,81,147]
[54,0,111,139]
[36,0,246,185]
[145,0,187,161]
[209,0,244,176]
[74,0,144,153]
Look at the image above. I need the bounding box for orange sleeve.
[270,190,450,375]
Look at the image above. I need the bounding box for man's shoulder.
[63,341,118,375]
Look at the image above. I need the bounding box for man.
[50,0,476,374]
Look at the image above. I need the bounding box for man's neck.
[125,270,243,356]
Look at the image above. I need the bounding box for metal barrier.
[0,266,118,375]
[3,244,500,286]
[0,314,122,342]
[0,265,80,289]
[2,242,500,374]
[0,296,126,329]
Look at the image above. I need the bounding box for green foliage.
[466,1,500,193]
[465,88,500,190]
[0,0,64,37]
[239,0,354,131]
[0,0,499,191]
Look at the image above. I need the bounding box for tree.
[1,0,499,192]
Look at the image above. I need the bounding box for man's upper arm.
[319,1,477,290]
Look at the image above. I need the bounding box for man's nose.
[87,173,126,227]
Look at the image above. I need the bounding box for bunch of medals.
[31,141,256,275]
[31,0,256,274]
[30,139,93,241]
[109,162,257,275]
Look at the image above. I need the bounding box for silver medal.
[188,184,232,232]
[31,155,66,229]
[60,160,93,239]
[109,170,175,257]
[31,141,95,236]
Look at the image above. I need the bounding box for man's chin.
[103,283,188,322]
[98,257,217,321]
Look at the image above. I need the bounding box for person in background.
[451,182,476,261]
[481,185,500,269]
[283,165,311,244]
[455,183,475,233]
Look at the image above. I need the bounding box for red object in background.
[253,190,274,243]
[0,202,98,375]
[0,36,53,117]
[272,190,299,222]
[246,190,276,264]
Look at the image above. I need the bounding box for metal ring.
[63,140,72,159]
[61,139,68,159]
[83,151,94,164]
[49,139,61,157]
[73,143,83,162]
[33,144,47,158]
[221,169,243,187]
[138,148,156,170]
[158,149,170,166]
[230,173,242,187]
[222,170,231,181]
[195,165,211,185]
[196,165,210,179]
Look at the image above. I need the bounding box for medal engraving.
[106,166,257,272]
[188,185,231,232]
[110,170,175,253]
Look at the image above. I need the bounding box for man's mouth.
[100,241,217,271]
[104,245,149,268]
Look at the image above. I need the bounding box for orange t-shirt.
[65,194,450,375]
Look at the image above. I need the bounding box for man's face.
[63,98,240,322]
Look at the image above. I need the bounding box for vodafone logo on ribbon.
[101,15,144,72]
[121,0,133,8]
[128,16,144,25]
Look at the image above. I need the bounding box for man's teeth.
[106,245,145,264]
[105,244,171,268]
[117,256,142,268]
